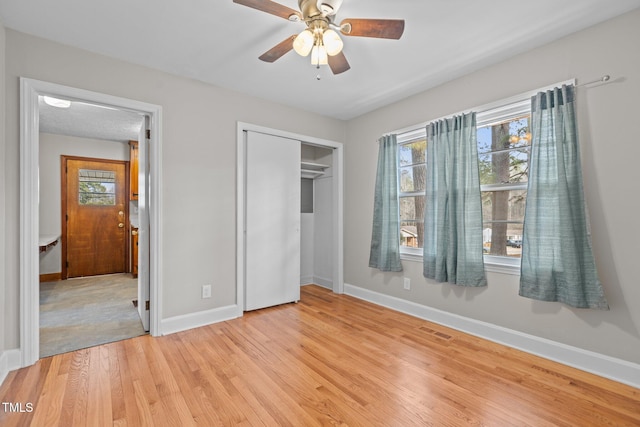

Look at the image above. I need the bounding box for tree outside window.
[78,169,116,206]
[478,116,530,258]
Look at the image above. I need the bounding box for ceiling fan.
[232,0,405,74]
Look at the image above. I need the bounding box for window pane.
[398,138,426,250]
[400,195,425,221]
[398,139,426,167]
[79,169,116,206]
[479,148,529,185]
[482,223,524,257]
[478,116,530,154]
[400,195,425,249]
[401,221,423,249]
[478,116,531,186]
[400,164,426,193]
[481,189,526,258]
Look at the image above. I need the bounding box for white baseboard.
[300,276,314,286]
[313,276,333,289]
[344,283,640,389]
[160,305,240,336]
[301,276,333,289]
[0,349,22,387]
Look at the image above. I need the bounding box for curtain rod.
[385,76,612,137]
[576,75,611,87]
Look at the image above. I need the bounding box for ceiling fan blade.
[340,18,405,39]
[259,35,296,62]
[328,51,350,75]
[233,0,302,21]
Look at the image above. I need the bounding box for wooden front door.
[62,157,128,278]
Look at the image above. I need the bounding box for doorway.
[62,157,128,278]
[20,78,163,367]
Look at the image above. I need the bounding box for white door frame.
[236,122,344,316]
[20,78,163,367]
[137,118,151,331]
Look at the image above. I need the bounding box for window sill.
[400,253,521,276]
[400,252,423,263]
[484,258,521,275]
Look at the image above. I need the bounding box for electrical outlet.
[202,284,212,299]
[403,277,411,290]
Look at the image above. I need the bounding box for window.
[78,169,116,206]
[477,100,530,264]
[398,130,427,257]
[396,98,531,267]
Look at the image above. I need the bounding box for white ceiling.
[38,97,144,143]
[3,0,640,132]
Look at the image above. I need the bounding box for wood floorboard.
[1,285,639,426]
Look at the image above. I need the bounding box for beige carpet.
[39,273,147,358]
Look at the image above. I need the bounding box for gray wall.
[3,29,347,349]
[345,9,640,364]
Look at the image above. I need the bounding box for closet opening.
[300,143,334,290]
[236,122,344,316]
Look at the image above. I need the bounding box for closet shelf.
[301,169,325,179]
[301,161,329,179]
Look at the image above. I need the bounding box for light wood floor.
[1,285,638,426]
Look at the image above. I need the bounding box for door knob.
[118,223,124,228]
[118,211,124,216]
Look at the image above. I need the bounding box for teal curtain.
[519,85,608,309]
[369,135,403,272]
[423,113,486,286]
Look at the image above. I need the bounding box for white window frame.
[476,99,530,274]
[393,79,575,274]
[397,129,428,261]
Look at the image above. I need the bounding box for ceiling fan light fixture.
[293,29,314,56]
[311,45,328,65]
[322,29,343,56]
[317,0,343,16]
[232,0,404,74]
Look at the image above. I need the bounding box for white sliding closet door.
[245,131,301,311]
